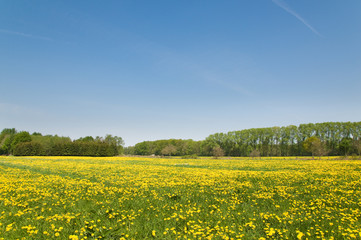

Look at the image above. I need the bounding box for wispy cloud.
[272,0,322,37]
[0,29,53,41]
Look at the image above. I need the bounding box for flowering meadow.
[0,156,360,240]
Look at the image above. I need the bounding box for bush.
[47,142,118,156]
[13,142,45,156]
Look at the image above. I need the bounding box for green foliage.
[13,142,45,156]
[10,131,32,153]
[134,139,202,156]
[48,142,118,156]
[0,131,32,155]
[354,140,361,156]
[0,128,17,155]
[134,141,151,155]
[2,121,361,157]
[104,134,124,147]
[339,137,353,156]
[0,129,122,156]
[200,139,217,156]
[131,122,361,157]
[204,121,361,157]
[124,146,135,155]
[303,136,321,155]
[0,128,16,136]
[1,136,13,155]
[31,134,72,155]
[75,136,95,142]
[76,135,124,155]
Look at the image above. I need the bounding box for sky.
[1,0,360,146]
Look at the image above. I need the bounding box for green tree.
[104,134,124,155]
[76,136,95,142]
[10,131,32,154]
[0,128,17,137]
[303,136,329,158]
[134,141,151,155]
[0,128,17,155]
[339,138,353,156]
[124,146,135,155]
[1,136,13,155]
[104,134,124,146]
[353,140,361,156]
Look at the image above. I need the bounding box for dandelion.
[297,231,304,240]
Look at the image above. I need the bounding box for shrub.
[13,142,45,156]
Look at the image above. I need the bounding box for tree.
[124,146,135,155]
[31,134,71,155]
[200,140,216,156]
[0,128,17,155]
[10,131,32,154]
[212,146,224,159]
[76,136,95,142]
[104,134,124,155]
[1,136,13,155]
[0,128,16,136]
[339,138,353,156]
[353,140,361,156]
[134,141,151,155]
[161,145,177,157]
[303,136,329,158]
[104,134,124,146]
[310,140,329,159]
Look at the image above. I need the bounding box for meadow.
[0,156,360,240]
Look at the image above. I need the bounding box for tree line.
[1,121,360,157]
[128,122,361,157]
[126,139,202,157]
[0,128,124,156]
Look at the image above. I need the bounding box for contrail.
[0,29,53,41]
[272,0,322,37]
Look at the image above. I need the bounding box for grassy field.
[0,156,360,240]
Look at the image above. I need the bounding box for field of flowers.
[0,156,360,240]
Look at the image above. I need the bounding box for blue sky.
[1,0,360,146]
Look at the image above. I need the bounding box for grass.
[0,156,360,239]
